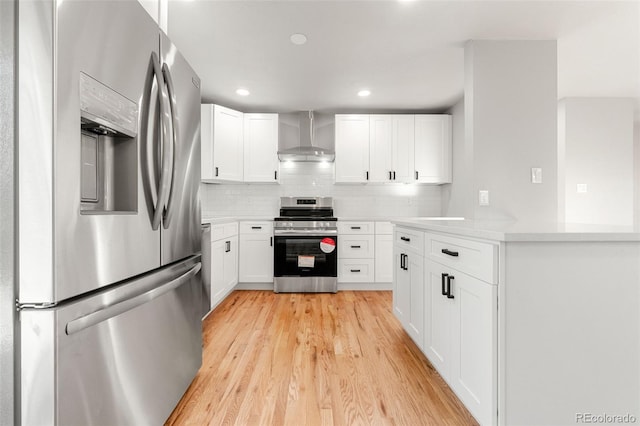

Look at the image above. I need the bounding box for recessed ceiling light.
[358,89,371,97]
[290,33,308,45]
[236,88,250,96]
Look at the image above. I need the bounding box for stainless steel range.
[273,197,338,293]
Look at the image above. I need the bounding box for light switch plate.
[577,183,588,193]
[479,190,489,206]
[531,168,542,184]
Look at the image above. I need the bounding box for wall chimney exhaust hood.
[278,111,335,162]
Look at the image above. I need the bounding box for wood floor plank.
[166,291,479,426]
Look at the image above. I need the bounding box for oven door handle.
[273,230,338,236]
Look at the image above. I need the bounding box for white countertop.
[392,218,640,242]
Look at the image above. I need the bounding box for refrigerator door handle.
[65,263,201,336]
[151,52,174,231]
[161,62,178,229]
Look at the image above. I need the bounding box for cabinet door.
[223,236,239,290]
[213,105,244,181]
[406,252,424,349]
[243,113,279,183]
[375,234,393,282]
[211,239,227,307]
[335,114,370,183]
[239,234,274,282]
[393,248,410,324]
[414,115,452,184]
[369,115,393,182]
[424,260,453,381]
[392,115,415,183]
[450,271,496,426]
[201,105,214,180]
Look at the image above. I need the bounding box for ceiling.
[168,0,640,115]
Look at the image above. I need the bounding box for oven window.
[274,236,338,277]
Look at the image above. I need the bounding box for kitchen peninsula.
[392,218,640,426]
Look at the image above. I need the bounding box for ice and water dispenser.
[79,72,138,213]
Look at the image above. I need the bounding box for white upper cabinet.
[243,113,279,183]
[335,114,370,183]
[392,115,415,183]
[338,113,449,184]
[369,115,414,183]
[414,115,452,184]
[209,104,244,182]
[369,115,393,182]
[201,104,214,181]
[201,105,279,183]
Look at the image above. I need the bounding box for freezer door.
[19,1,162,304]
[160,32,202,265]
[20,257,203,426]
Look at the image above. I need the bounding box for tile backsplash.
[201,162,443,218]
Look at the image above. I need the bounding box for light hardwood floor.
[166,290,478,426]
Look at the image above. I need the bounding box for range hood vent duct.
[277,111,335,162]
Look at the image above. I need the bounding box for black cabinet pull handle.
[351,226,361,230]
[404,254,408,271]
[447,275,455,299]
[215,166,219,177]
[251,226,262,230]
[366,171,369,180]
[388,171,392,180]
[415,171,419,180]
[350,269,361,273]
[270,237,273,247]
[441,273,448,296]
[400,236,410,242]
[400,253,405,270]
[225,241,230,253]
[441,248,459,257]
[275,170,278,180]
[393,171,396,180]
[350,245,361,249]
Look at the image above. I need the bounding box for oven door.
[274,235,338,277]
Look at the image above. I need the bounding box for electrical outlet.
[479,190,489,206]
[577,184,588,193]
[531,168,542,184]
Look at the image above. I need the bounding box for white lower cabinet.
[338,221,375,284]
[210,222,238,308]
[375,222,393,283]
[238,221,274,283]
[393,229,424,349]
[424,259,496,426]
[394,226,497,426]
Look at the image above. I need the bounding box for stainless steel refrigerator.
[16,1,202,424]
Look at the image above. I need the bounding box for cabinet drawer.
[394,227,424,255]
[338,221,375,235]
[212,222,239,242]
[239,221,273,235]
[338,259,374,283]
[375,221,394,235]
[339,235,374,259]
[425,233,497,284]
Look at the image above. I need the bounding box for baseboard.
[235,282,275,291]
[234,282,393,291]
[338,282,393,291]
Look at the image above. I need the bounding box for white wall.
[201,162,443,218]
[636,122,640,225]
[558,98,635,225]
[442,98,472,218]
[464,40,558,222]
